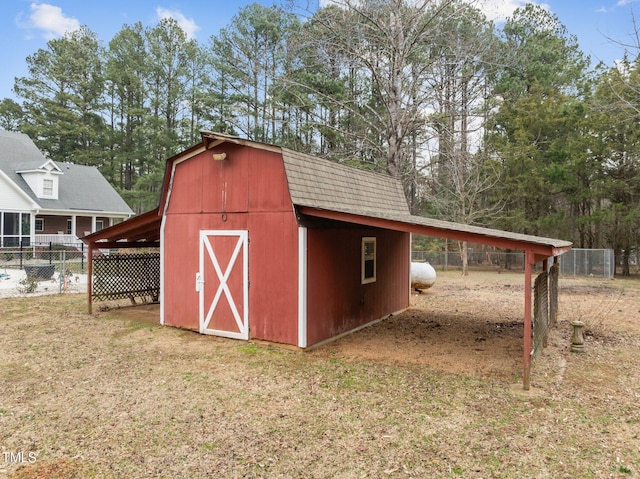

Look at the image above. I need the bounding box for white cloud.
[20,2,81,40]
[156,7,201,39]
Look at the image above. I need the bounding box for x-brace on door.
[198,230,248,340]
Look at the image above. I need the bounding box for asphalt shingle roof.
[282,148,409,217]
[0,130,133,214]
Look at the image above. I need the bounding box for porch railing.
[34,234,83,247]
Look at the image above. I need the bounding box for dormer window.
[43,179,54,197]
[17,159,62,200]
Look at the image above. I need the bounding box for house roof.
[84,131,572,258]
[0,130,133,215]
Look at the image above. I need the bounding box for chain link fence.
[0,243,87,296]
[412,248,616,278]
[411,249,525,271]
[557,248,615,278]
[0,243,87,273]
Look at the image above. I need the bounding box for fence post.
[523,250,534,391]
[60,250,66,294]
[81,243,85,272]
[49,242,53,265]
[19,241,23,269]
[444,240,449,271]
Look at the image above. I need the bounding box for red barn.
[160,132,413,348]
[85,132,571,388]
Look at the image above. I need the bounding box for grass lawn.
[1,272,639,478]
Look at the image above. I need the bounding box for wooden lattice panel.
[92,253,160,302]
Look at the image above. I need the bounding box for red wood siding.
[306,227,410,346]
[167,145,291,216]
[166,156,206,214]
[162,146,299,345]
[201,144,249,213]
[247,212,298,344]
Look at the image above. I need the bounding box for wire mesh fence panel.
[0,248,86,274]
[92,252,160,302]
[0,248,88,295]
[558,248,614,278]
[0,242,86,266]
[548,263,559,326]
[411,250,525,271]
[413,248,616,278]
[532,270,550,361]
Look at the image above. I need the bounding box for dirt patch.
[102,302,161,326]
[1,271,639,478]
[313,305,525,380]
[314,272,640,380]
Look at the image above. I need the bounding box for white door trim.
[199,230,249,340]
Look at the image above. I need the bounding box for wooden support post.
[523,249,534,390]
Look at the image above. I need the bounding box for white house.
[0,130,133,248]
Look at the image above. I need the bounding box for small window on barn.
[361,237,376,284]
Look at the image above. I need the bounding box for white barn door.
[198,230,248,340]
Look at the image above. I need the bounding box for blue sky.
[1,0,640,101]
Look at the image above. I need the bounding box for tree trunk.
[461,241,469,276]
[622,248,630,277]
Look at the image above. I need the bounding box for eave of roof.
[296,206,572,258]
[81,208,161,248]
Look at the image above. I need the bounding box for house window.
[1,212,30,247]
[43,179,53,197]
[96,220,104,231]
[66,219,72,235]
[361,237,376,284]
[35,218,44,232]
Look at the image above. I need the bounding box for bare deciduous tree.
[290,0,461,211]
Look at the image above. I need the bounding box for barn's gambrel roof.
[281,148,409,217]
[84,131,572,257]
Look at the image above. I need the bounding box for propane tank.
[411,262,436,290]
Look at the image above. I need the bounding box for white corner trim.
[159,212,167,326]
[298,226,307,348]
